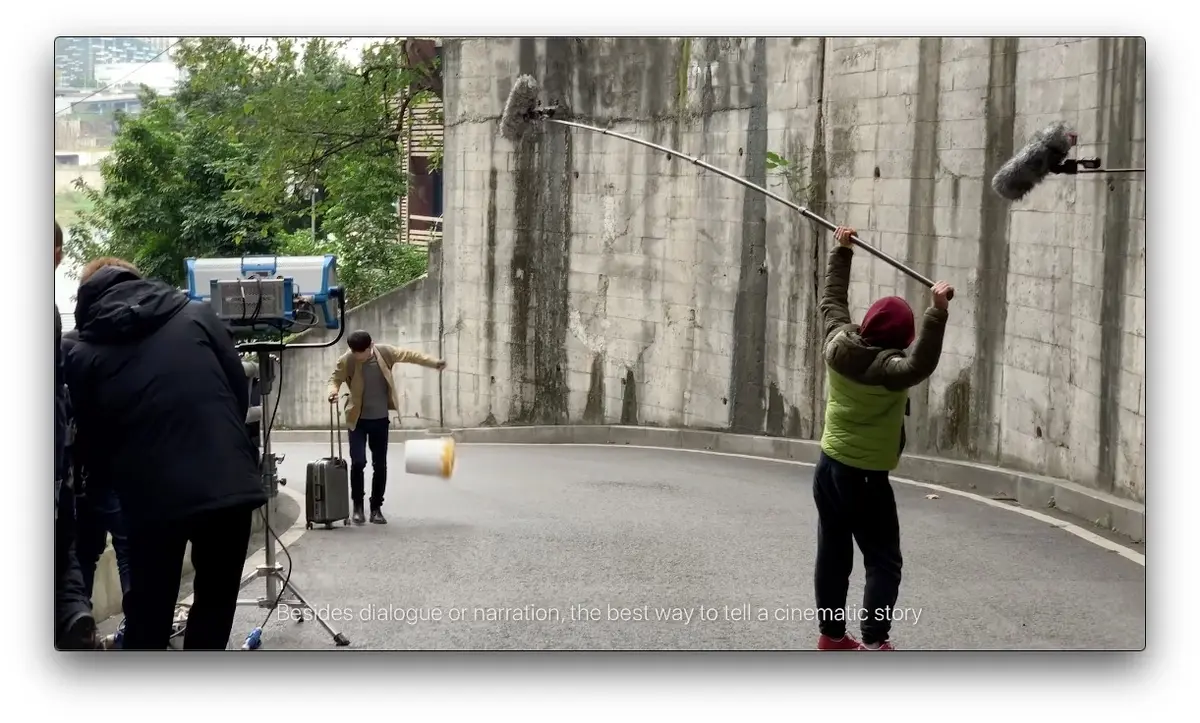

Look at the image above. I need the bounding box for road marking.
[463,442,1146,567]
[178,484,310,607]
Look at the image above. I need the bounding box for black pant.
[349,417,390,509]
[54,479,94,648]
[75,485,133,605]
[812,452,903,645]
[122,503,257,650]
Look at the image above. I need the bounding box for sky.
[221,36,390,64]
[69,37,387,97]
[55,259,79,314]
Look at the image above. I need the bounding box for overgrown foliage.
[67,37,440,307]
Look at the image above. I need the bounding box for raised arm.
[879,281,954,391]
[379,344,445,370]
[820,227,857,341]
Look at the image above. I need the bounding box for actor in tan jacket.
[327,330,445,524]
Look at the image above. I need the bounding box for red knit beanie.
[859,296,915,350]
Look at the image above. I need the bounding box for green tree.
[67,36,441,307]
[68,93,273,287]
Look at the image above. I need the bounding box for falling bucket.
[404,437,456,479]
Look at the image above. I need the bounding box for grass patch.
[54,190,93,227]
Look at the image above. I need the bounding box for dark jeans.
[54,479,93,648]
[76,485,133,605]
[122,503,256,650]
[812,452,903,645]
[349,417,390,509]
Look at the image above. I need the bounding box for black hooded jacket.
[54,303,68,486]
[60,329,86,489]
[60,328,77,446]
[64,266,266,525]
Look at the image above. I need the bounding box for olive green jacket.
[327,344,440,430]
[818,246,948,471]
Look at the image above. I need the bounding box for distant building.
[54,37,175,90]
[92,61,182,95]
[55,92,142,117]
[55,149,111,166]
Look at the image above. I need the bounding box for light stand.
[234,343,350,648]
[231,285,351,648]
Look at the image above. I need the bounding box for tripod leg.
[282,579,351,646]
[238,350,350,649]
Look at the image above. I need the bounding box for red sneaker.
[858,641,896,650]
[817,634,862,650]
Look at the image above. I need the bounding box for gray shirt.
[358,356,391,421]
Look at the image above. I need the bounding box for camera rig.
[1050,156,1144,175]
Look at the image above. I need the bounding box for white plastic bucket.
[404,437,456,478]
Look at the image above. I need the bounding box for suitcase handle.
[328,399,344,459]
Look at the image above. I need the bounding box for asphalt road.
[225,443,1146,651]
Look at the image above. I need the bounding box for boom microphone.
[497,76,953,299]
[500,74,545,141]
[991,122,1077,201]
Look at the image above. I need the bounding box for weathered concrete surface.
[273,244,445,430]
[277,37,1147,507]
[225,443,1145,650]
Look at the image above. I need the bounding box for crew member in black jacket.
[53,220,94,649]
[62,327,133,604]
[64,257,267,650]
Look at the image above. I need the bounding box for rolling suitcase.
[306,401,351,529]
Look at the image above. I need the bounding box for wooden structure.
[398,39,444,248]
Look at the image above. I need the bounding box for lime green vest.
[820,368,909,472]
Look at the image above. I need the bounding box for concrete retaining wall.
[273,245,445,430]
[55,167,103,193]
[277,37,1146,505]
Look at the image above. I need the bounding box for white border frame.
[24,5,1177,718]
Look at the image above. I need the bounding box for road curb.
[270,424,1145,544]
